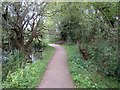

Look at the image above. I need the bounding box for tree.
[2,2,47,52]
[52,2,118,77]
[2,1,48,80]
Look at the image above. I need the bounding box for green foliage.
[2,46,54,88]
[1,2,119,89]
[2,50,25,81]
[59,16,78,43]
[58,2,118,79]
[64,45,118,88]
[87,28,118,77]
[92,2,118,27]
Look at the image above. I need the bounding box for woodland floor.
[38,44,74,88]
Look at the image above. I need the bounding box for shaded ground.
[38,44,74,88]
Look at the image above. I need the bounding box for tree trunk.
[77,38,89,60]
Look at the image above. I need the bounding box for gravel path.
[38,44,74,88]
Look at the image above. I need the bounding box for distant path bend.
[38,44,74,88]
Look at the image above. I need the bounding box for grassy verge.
[63,45,119,88]
[2,45,55,88]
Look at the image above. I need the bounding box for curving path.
[38,44,74,88]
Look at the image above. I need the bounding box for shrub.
[2,46,54,88]
[2,50,25,81]
[64,45,118,88]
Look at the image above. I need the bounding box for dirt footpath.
[38,44,74,88]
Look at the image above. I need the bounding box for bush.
[88,42,118,78]
[64,45,118,88]
[2,50,25,81]
[2,46,54,88]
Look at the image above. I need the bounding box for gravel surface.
[38,44,74,88]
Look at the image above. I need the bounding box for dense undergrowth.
[2,46,54,88]
[64,45,119,88]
